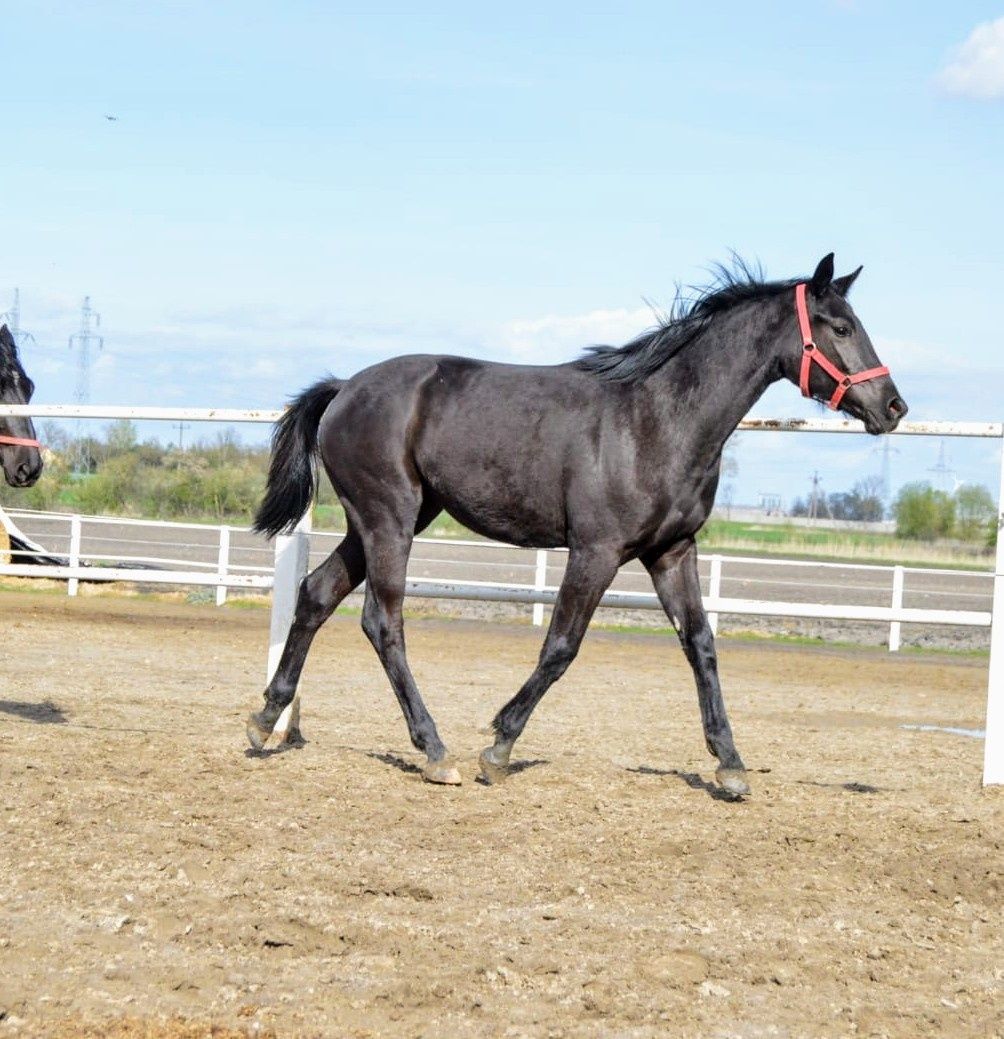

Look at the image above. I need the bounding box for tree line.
[792,476,996,546]
[0,420,281,523]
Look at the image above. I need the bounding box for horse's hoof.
[478,747,510,785]
[246,712,273,751]
[276,727,307,749]
[715,768,751,798]
[423,760,462,786]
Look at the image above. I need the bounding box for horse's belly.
[420,454,567,549]
[440,496,566,549]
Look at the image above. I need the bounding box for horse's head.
[0,324,43,487]
[784,254,907,435]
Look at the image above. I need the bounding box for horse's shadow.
[0,700,67,725]
[629,764,883,800]
[367,751,550,782]
[244,734,309,759]
[626,764,743,803]
[474,758,548,786]
[796,779,883,794]
[366,751,423,776]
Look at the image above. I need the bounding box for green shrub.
[893,483,956,540]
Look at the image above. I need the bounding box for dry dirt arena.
[0,591,1001,1039]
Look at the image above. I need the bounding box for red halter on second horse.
[795,282,889,410]
[0,435,42,448]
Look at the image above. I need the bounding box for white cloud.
[872,336,973,375]
[222,357,280,381]
[498,306,653,363]
[93,352,117,375]
[938,17,1004,100]
[873,337,1004,404]
[33,357,68,377]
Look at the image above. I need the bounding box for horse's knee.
[294,578,327,626]
[540,636,578,679]
[361,603,402,656]
[360,602,381,649]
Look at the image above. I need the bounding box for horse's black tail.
[253,377,343,538]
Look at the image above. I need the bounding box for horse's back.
[318,354,605,546]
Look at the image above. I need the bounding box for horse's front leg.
[643,539,749,797]
[480,545,619,782]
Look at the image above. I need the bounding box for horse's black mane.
[0,325,20,383]
[573,257,798,383]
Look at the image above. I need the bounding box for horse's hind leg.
[643,539,749,797]
[356,517,460,786]
[247,531,366,750]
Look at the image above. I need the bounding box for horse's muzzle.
[4,456,43,488]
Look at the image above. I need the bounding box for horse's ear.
[809,253,835,296]
[832,265,863,298]
[0,324,14,349]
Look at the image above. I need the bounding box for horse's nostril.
[887,397,907,419]
[16,461,39,484]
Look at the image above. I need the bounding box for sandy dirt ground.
[0,592,1001,1039]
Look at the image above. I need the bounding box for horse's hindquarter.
[316,355,575,545]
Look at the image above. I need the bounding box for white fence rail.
[0,404,1001,786]
[0,507,993,637]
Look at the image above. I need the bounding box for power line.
[872,438,899,510]
[173,421,191,452]
[927,440,956,494]
[0,289,37,351]
[67,297,103,472]
[807,470,831,522]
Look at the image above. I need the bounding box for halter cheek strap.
[795,282,889,410]
[0,435,42,448]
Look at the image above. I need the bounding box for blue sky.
[2,2,1003,507]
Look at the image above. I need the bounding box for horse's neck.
[643,305,785,466]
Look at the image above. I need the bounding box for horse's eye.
[834,324,852,338]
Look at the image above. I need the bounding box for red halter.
[0,435,42,448]
[795,282,889,411]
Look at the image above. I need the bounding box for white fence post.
[266,510,312,684]
[67,515,82,597]
[983,438,1004,786]
[532,549,548,627]
[708,555,723,636]
[889,565,904,653]
[215,525,231,607]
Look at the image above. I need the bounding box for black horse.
[248,254,906,795]
[0,324,42,489]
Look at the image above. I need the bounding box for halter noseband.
[0,435,42,448]
[795,282,889,410]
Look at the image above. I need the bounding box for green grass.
[696,518,993,570]
[224,596,270,610]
